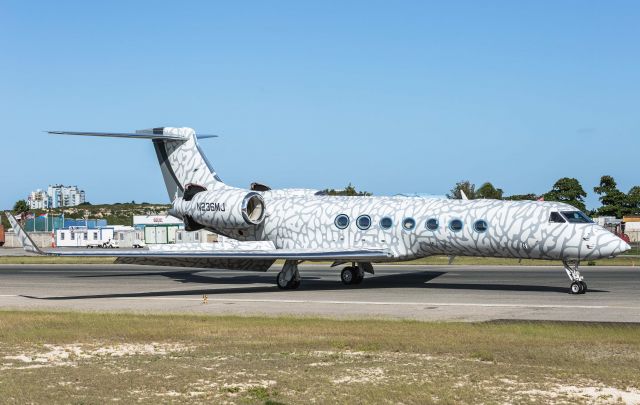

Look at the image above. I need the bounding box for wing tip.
[3,211,44,255]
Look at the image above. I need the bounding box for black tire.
[580,281,587,293]
[276,272,300,290]
[276,272,289,289]
[352,267,364,285]
[341,267,356,285]
[569,281,582,295]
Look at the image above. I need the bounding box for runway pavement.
[0,263,638,322]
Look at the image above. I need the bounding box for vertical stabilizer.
[147,127,227,200]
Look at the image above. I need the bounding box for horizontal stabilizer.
[48,129,217,140]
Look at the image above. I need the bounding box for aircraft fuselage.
[183,193,627,262]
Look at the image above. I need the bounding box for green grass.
[0,311,639,404]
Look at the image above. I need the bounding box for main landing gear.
[275,261,375,289]
[563,259,587,295]
[276,260,301,290]
[340,262,373,286]
[341,266,364,285]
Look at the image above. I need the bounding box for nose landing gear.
[563,259,587,294]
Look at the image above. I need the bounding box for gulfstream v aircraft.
[6,127,631,294]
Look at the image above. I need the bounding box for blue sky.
[1,1,638,210]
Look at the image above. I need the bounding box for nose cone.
[603,237,632,258]
[621,240,632,253]
[586,226,632,259]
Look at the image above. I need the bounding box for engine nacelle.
[172,188,266,232]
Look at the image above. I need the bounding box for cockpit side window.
[549,212,565,223]
[561,211,593,224]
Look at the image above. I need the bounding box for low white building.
[593,216,621,227]
[623,217,640,242]
[112,226,145,248]
[56,225,141,248]
[133,215,183,244]
[56,227,115,248]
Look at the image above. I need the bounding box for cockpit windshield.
[549,212,565,223]
[561,211,593,224]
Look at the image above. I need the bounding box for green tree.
[475,182,504,200]
[544,177,587,212]
[593,175,627,218]
[504,193,538,201]
[447,180,476,199]
[623,186,640,216]
[322,183,372,196]
[12,200,29,214]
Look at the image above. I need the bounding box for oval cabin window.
[357,215,372,230]
[449,219,463,232]
[403,217,416,231]
[380,217,393,230]
[474,219,488,232]
[335,214,350,229]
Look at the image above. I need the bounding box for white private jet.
[5,127,631,294]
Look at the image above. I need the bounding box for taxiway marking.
[93,296,640,310]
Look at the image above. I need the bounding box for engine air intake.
[242,192,266,225]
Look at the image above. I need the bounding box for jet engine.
[171,186,266,233]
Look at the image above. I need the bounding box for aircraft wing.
[4,212,391,261]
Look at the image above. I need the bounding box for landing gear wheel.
[341,266,364,285]
[353,267,364,284]
[276,272,288,289]
[341,267,356,285]
[564,259,587,295]
[276,271,300,290]
[580,281,587,293]
[276,260,301,290]
[569,281,583,295]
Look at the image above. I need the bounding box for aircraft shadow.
[25,270,445,300]
[20,269,605,299]
[74,270,276,286]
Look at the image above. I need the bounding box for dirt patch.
[2,342,192,369]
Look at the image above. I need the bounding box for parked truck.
[0,225,4,247]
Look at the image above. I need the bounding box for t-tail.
[48,127,227,201]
